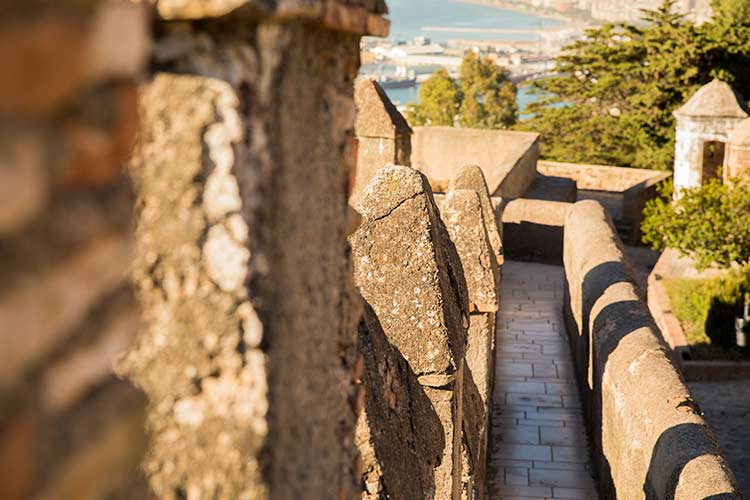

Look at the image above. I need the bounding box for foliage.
[518,0,750,170]
[663,269,750,359]
[405,53,517,129]
[458,52,518,129]
[404,69,461,127]
[642,177,750,269]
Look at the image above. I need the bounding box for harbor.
[359,0,589,110]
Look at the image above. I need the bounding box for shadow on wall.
[576,263,651,498]
[504,221,564,264]
[564,201,740,499]
[359,303,442,499]
[644,422,732,500]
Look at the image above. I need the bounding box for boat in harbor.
[361,65,417,89]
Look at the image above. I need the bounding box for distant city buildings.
[513,0,712,23]
[590,0,712,24]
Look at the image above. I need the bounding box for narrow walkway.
[488,261,598,500]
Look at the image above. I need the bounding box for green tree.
[405,54,517,129]
[405,69,461,126]
[519,1,710,170]
[518,0,750,170]
[459,52,518,129]
[702,0,750,88]
[642,178,750,269]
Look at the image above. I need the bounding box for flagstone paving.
[488,260,599,500]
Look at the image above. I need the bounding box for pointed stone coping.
[674,79,749,119]
[441,190,499,313]
[355,78,413,139]
[352,165,467,383]
[448,164,504,267]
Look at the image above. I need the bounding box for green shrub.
[663,267,750,359]
[642,177,750,269]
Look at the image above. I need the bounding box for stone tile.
[507,393,563,407]
[533,460,586,471]
[493,484,553,497]
[532,364,558,378]
[546,382,578,395]
[489,458,533,468]
[553,486,598,499]
[518,417,565,427]
[505,467,530,486]
[499,342,543,354]
[540,426,587,447]
[492,443,552,461]
[530,469,593,488]
[552,446,591,464]
[494,424,540,445]
[496,362,533,378]
[495,380,546,395]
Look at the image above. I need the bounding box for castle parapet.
[563,200,741,499]
[351,165,470,500]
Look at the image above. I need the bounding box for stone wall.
[351,165,469,500]
[538,161,670,244]
[350,160,503,500]
[502,198,572,264]
[441,166,502,500]
[118,2,388,498]
[0,2,151,499]
[562,200,741,499]
[411,126,540,198]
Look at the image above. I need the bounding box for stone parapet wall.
[562,200,741,499]
[351,162,503,500]
[440,167,502,500]
[351,165,469,500]
[538,161,671,244]
[502,198,572,264]
[119,8,372,499]
[411,126,540,198]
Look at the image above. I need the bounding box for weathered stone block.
[440,187,500,500]
[351,165,469,500]
[352,165,467,380]
[351,79,412,204]
[447,164,504,268]
[441,189,498,313]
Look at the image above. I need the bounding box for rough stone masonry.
[441,166,502,500]
[119,1,389,499]
[351,165,471,500]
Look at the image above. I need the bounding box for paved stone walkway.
[488,261,598,500]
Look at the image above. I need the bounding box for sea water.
[387,0,557,43]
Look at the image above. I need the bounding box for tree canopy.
[642,178,750,269]
[517,0,750,170]
[405,53,518,129]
